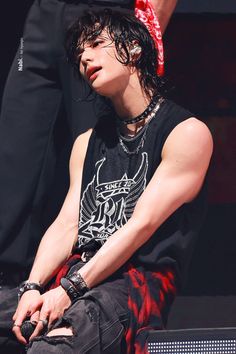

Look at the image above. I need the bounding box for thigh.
[0,287,24,353]
[28,276,129,354]
[0,287,18,332]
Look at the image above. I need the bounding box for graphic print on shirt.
[78,152,148,247]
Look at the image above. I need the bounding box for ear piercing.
[130,46,142,56]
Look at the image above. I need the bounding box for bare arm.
[79,118,213,287]
[13,130,92,343]
[150,0,178,33]
[28,130,92,286]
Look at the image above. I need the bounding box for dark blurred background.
[0,1,235,296]
[165,1,236,296]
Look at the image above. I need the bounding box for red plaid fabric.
[125,264,177,354]
[49,254,81,289]
[50,255,177,353]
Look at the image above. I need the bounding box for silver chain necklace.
[119,126,148,155]
[118,98,163,155]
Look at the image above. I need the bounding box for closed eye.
[92,39,104,48]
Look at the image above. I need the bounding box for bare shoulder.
[163,117,213,155]
[69,129,93,175]
[162,117,213,171]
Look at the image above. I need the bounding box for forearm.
[79,184,180,288]
[28,218,78,286]
[79,164,207,288]
[65,122,212,294]
[78,217,142,287]
[150,0,178,33]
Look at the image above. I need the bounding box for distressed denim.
[27,276,129,353]
[0,274,129,353]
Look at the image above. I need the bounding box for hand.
[12,290,43,344]
[29,286,71,340]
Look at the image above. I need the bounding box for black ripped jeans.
[0,266,129,353]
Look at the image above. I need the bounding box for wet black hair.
[66,8,164,100]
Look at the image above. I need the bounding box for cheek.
[98,70,130,96]
[103,50,127,76]
[106,60,130,80]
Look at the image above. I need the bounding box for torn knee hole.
[47,327,73,337]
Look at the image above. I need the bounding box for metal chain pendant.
[118,98,163,155]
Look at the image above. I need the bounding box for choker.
[117,95,161,126]
[118,98,163,155]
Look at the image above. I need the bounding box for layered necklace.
[117,96,163,155]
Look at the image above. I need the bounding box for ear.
[130,45,142,57]
[128,41,142,74]
[130,40,142,60]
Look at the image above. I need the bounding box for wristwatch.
[18,281,43,300]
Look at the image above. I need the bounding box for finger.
[48,309,62,328]
[27,299,43,317]
[12,323,27,345]
[29,310,39,327]
[29,310,49,341]
[12,310,27,330]
[30,310,40,321]
[29,320,44,341]
[12,306,31,344]
[12,307,39,344]
[12,307,23,321]
[29,319,48,341]
[13,310,29,330]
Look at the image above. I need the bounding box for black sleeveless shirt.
[77,99,207,287]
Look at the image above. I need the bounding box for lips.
[86,66,102,81]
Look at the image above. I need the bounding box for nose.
[80,47,94,69]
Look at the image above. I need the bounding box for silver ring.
[12,323,21,328]
[39,319,48,327]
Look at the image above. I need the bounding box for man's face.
[78,30,132,97]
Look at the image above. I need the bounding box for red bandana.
[134,0,164,76]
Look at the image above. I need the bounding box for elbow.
[56,214,78,230]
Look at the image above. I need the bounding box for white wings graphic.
[78,153,148,247]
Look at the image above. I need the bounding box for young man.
[0,0,178,290]
[1,8,212,354]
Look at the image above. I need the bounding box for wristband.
[18,281,43,301]
[67,272,89,296]
[60,277,81,302]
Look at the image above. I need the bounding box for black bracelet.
[60,277,81,302]
[18,281,43,301]
[67,272,89,296]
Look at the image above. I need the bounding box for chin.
[91,75,123,97]
[92,84,114,98]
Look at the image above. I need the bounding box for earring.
[130,46,142,57]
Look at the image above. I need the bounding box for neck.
[109,75,150,133]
